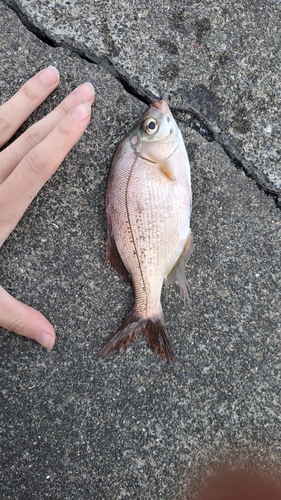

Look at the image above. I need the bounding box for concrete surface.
[4,0,281,205]
[0,2,281,499]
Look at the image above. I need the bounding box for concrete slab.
[4,0,281,204]
[1,3,281,499]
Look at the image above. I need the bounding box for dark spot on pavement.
[187,142,198,164]
[219,53,229,65]
[168,10,186,32]
[195,18,211,44]
[186,84,222,125]
[156,39,178,55]
[159,62,180,80]
[232,107,252,134]
[102,33,120,56]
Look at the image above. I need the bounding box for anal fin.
[165,233,194,302]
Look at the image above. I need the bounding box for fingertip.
[48,66,60,80]
[0,287,57,349]
[85,81,95,100]
[73,82,95,103]
[35,330,56,349]
[38,66,60,87]
[71,101,92,121]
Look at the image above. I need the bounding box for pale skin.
[0,66,94,349]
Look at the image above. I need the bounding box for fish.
[98,100,193,362]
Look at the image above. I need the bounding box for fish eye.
[142,117,159,135]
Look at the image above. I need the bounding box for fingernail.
[36,331,55,349]
[72,101,91,121]
[74,82,95,101]
[38,66,60,86]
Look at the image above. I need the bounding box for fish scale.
[98,100,193,362]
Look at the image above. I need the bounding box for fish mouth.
[151,99,169,114]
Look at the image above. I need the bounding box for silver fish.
[98,100,193,362]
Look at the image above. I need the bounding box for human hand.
[0,66,94,348]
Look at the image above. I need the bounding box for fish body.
[99,100,193,362]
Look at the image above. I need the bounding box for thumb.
[0,285,55,348]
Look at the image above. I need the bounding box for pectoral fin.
[165,233,194,301]
[158,145,180,181]
[160,161,176,181]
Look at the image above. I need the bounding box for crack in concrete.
[3,0,280,208]
[172,107,280,207]
[4,0,152,104]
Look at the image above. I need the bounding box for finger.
[0,285,55,349]
[0,66,60,148]
[0,82,95,184]
[0,101,91,246]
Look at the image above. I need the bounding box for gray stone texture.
[4,0,281,203]
[1,2,281,499]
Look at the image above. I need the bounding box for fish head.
[127,100,180,162]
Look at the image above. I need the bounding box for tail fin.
[97,312,175,363]
[97,312,142,357]
[143,318,175,363]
